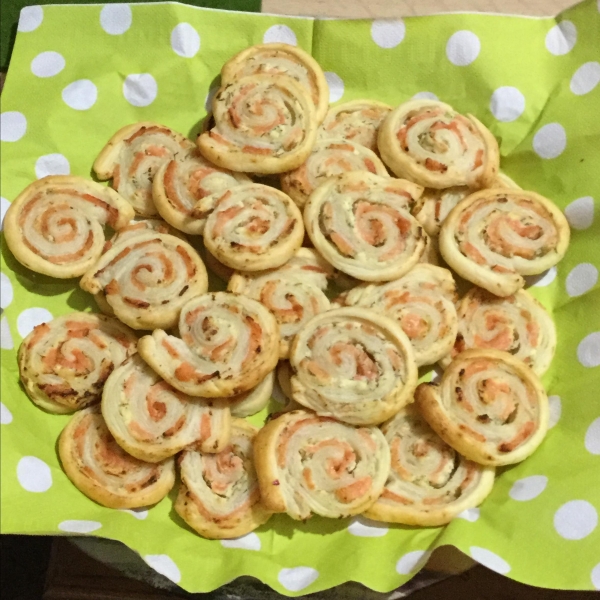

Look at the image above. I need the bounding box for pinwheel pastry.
[414,173,521,237]
[138,292,279,398]
[103,218,186,253]
[318,99,392,153]
[59,405,175,508]
[220,43,328,124]
[195,184,304,271]
[197,74,318,174]
[152,150,251,235]
[93,122,194,217]
[228,248,333,358]
[102,355,231,462]
[174,418,272,539]
[364,404,495,526]
[229,370,275,418]
[441,287,556,375]
[334,264,458,366]
[80,232,208,331]
[439,189,570,296]
[273,361,303,414]
[289,307,418,425]
[303,172,427,282]
[378,100,499,189]
[18,312,137,414]
[415,349,549,466]
[4,176,134,279]
[254,410,390,520]
[280,138,389,208]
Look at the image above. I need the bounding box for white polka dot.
[566,263,598,297]
[17,456,52,492]
[17,307,53,338]
[446,31,480,66]
[18,6,43,33]
[123,74,158,107]
[0,317,13,350]
[221,532,261,551]
[509,475,548,501]
[412,91,438,101]
[0,112,27,142]
[470,547,511,574]
[31,51,65,78]
[577,332,600,368]
[456,507,480,522]
[144,555,181,584]
[263,24,297,46]
[570,62,600,95]
[554,500,598,540]
[1,197,10,228]
[565,196,594,230]
[395,550,430,575]
[585,418,600,455]
[171,23,200,58]
[325,72,344,103]
[530,266,557,287]
[592,563,600,590]
[58,520,102,533]
[548,395,562,429]
[1,402,13,425]
[120,508,148,519]
[545,21,577,56]
[533,123,567,159]
[370,19,406,49]
[347,516,389,537]
[278,567,319,592]
[62,80,98,111]
[100,4,132,35]
[35,154,70,179]
[1,273,13,309]
[490,86,525,122]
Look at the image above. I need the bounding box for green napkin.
[1,1,599,596]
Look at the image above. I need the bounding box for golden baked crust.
[229,370,275,418]
[58,406,175,508]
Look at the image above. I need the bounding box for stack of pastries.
[6,42,570,539]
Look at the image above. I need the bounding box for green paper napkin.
[1,1,599,596]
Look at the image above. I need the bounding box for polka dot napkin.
[1,1,599,596]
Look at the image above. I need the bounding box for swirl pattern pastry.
[195,184,304,271]
[378,100,499,189]
[153,151,251,235]
[304,172,427,282]
[174,418,272,539]
[254,410,390,520]
[290,307,418,425]
[442,287,556,375]
[281,138,389,208]
[93,122,194,216]
[80,232,208,331]
[102,355,231,462]
[364,404,495,526]
[221,43,328,123]
[4,176,134,279]
[415,349,549,466]
[18,313,137,414]
[59,406,175,508]
[197,74,318,174]
[318,99,392,153]
[138,292,280,398]
[334,265,458,367]
[229,371,275,418]
[228,248,333,358]
[439,189,570,296]
[414,173,521,238]
[103,218,186,253]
